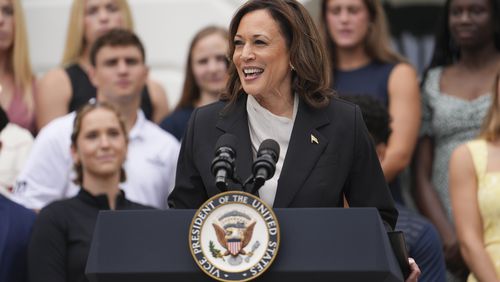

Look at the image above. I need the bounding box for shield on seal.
[227,239,242,256]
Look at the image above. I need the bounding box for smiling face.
[90,45,148,104]
[0,0,14,52]
[232,9,292,99]
[325,0,370,50]
[84,0,125,45]
[71,107,127,183]
[449,0,494,49]
[191,32,229,97]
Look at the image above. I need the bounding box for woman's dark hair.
[341,95,391,145]
[222,0,333,109]
[426,0,500,70]
[176,26,228,111]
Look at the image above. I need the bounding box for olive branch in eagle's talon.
[209,241,225,261]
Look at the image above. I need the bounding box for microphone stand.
[242,175,264,196]
[218,173,245,192]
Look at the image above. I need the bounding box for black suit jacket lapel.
[274,98,330,207]
[215,95,253,188]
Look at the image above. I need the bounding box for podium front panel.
[86,208,403,282]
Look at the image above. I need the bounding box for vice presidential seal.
[189,191,280,281]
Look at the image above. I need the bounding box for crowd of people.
[1,0,499,281]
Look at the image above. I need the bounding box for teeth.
[243,68,263,74]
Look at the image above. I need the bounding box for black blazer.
[168,95,398,230]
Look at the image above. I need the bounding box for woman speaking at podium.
[168,0,398,231]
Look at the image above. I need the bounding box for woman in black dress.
[28,101,152,282]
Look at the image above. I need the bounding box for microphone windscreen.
[215,133,238,151]
[258,139,280,160]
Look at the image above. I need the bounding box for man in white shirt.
[13,29,179,209]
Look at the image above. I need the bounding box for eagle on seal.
[212,211,256,257]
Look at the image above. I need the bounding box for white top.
[246,94,298,206]
[12,111,180,209]
[0,123,34,195]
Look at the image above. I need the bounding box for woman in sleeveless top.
[0,0,36,134]
[414,0,500,278]
[450,72,500,282]
[35,0,169,130]
[319,0,421,204]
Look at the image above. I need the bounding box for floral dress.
[421,67,491,219]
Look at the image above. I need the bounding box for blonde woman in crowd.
[450,72,500,282]
[0,0,36,134]
[36,0,169,130]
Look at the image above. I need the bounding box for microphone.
[251,139,280,193]
[211,134,238,191]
